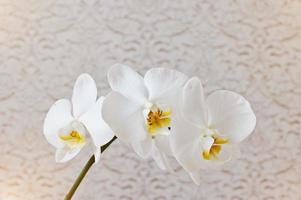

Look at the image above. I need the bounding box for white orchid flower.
[102,64,188,170]
[43,74,114,163]
[171,77,256,184]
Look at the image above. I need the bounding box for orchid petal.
[93,145,101,163]
[144,68,188,102]
[170,117,203,172]
[79,97,114,147]
[102,91,148,143]
[170,117,200,156]
[55,147,81,163]
[107,64,148,105]
[182,77,208,126]
[152,140,173,172]
[174,140,203,173]
[154,134,172,156]
[207,90,256,143]
[189,171,201,185]
[43,99,74,148]
[131,134,152,159]
[72,74,97,118]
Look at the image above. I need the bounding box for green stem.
[64,136,117,200]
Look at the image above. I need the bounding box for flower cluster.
[43,64,256,184]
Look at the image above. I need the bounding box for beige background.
[0,0,301,199]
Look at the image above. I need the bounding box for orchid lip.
[58,120,88,149]
[200,126,228,160]
[145,106,172,138]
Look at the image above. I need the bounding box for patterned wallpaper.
[0,0,301,199]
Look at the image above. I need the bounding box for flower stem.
[64,136,117,200]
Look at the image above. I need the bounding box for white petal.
[154,134,172,156]
[93,145,101,163]
[107,64,148,105]
[182,77,208,126]
[173,140,203,173]
[55,147,81,163]
[152,140,173,172]
[72,73,97,118]
[144,68,188,102]
[189,171,201,185]
[131,134,152,159]
[79,97,114,147]
[43,99,74,148]
[207,90,256,143]
[170,116,204,172]
[102,91,148,143]
[170,116,200,156]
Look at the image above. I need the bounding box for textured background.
[0,0,301,199]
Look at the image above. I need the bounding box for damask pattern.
[0,0,300,199]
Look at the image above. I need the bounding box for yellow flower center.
[59,130,86,148]
[202,136,228,160]
[146,108,172,136]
